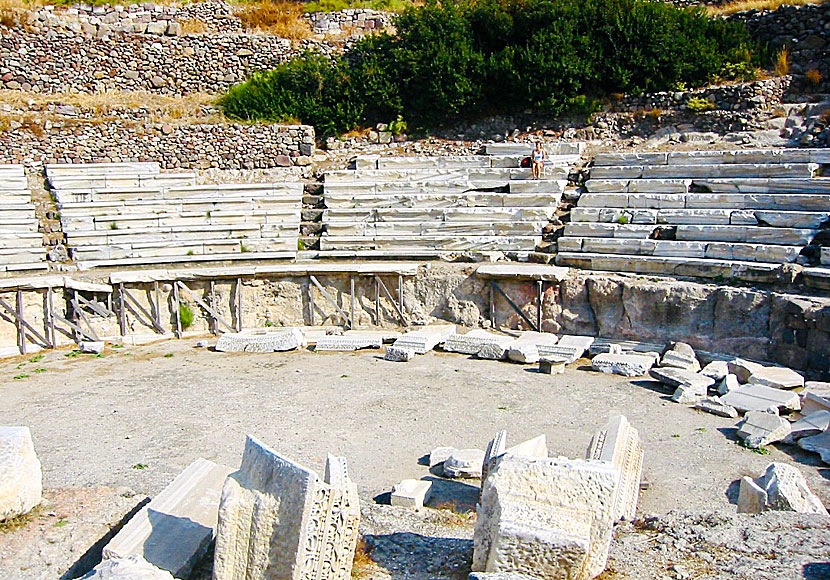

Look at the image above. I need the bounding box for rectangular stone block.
[720,384,801,414]
[586,416,643,521]
[391,479,433,509]
[591,353,654,377]
[392,324,456,354]
[473,456,619,580]
[103,458,233,578]
[443,329,515,355]
[213,437,360,580]
[0,426,42,522]
[314,335,383,352]
[214,328,307,353]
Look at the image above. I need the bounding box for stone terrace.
[556,149,830,283]
[0,165,47,273]
[48,163,302,269]
[318,143,582,258]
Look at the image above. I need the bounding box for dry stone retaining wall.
[0,29,299,94]
[0,122,315,168]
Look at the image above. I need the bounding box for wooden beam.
[176,281,234,333]
[309,275,351,329]
[374,276,407,327]
[121,287,166,334]
[491,280,538,332]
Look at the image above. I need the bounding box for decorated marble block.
[213,436,360,580]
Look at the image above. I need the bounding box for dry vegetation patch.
[707,0,829,16]
[234,0,312,38]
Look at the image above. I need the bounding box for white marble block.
[213,437,360,580]
[0,426,42,521]
[103,458,232,578]
[586,416,643,522]
[215,328,307,353]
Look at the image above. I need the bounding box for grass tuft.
[774,46,790,76]
[0,505,41,534]
[351,538,376,579]
[707,0,828,16]
[235,1,312,38]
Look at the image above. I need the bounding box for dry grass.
[707,0,828,16]
[179,18,208,34]
[806,68,823,86]
[351,538,377,579]
[432,501,477,527]
[774,46,790,76]
[235,1,312,39]
[0,506,41,534]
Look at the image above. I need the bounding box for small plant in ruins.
[616,214,630,225]
[179,303,195,329]
[686,96,715,113]
[774,46,790,77]
[806,68,822,86]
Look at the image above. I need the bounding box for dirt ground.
[1,337,829,579]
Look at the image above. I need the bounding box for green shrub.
[686,96,716,112]
[179,303,195,329]
[221,0,761,132]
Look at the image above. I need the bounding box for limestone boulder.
[748,367,804,390]
[700,360,729,381]
[693,397,738,418]
[0,426,42,521]
[717,374,740,395]
[727,358,766,383]
[786,411,830,443]
[736,412,791,449]
[737,462,827,515]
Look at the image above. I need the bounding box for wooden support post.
[349,276,355,330]
[489,282,496,328]
[177,281,234,333]
[235,278,243,332]
[16,290,25,355]
[118,283,127,336]
[491,280,538,332]
[209,280,217,335]
[173,282,182,338]
[398,275,407,327]
[153,281,162,330]
[307,280,314,326]
[536,281,543,333]
[309,276,351,329]
[375,278,380,326]
[374,276,406,328]
[47,286,56,348]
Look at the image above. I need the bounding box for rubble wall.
[2,266,828,377]
[0,123,315,169]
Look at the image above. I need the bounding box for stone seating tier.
[54,183,302,204]
[0,165,47,273]
[557,149,830,280]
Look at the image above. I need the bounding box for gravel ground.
[1,338,829,579]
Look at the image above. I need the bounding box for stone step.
[584,179,691,194]
[564,222,815,245]
[2,261,49,273]
[822,247,830,266]
[325,221,544,237]
[324,207,554,223]
[803,266,830,290]
[694,177,830,193]
[48,173,197,191]
[325,167,556,183]
[592,149,830,167]
[0,164,25,177]
[56,183,303,203]
[0,247,47,264]
[590,163,818,180]
[74,250,297,270]
[570,207,830,228]
[65,224,266,244]
[324,192,562,209]
[45,162,161,176]
[324,179,567,196]
[0,233,44,250]
[578,192,830,210]
[70,238,298,261]
[58,197,299,216]
[557,237,803,263]
[0,179,28,191]
[0,192,33,204]
[484,142,585,156]
[0,219,39,232]
[63,210,300,231]
[555,252,783,283]
[320,235,540,251]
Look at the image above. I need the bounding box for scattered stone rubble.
[0,426,42,522]
[736,411,792,449]
[738,462,828,516]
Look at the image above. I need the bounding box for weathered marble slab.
[592,353,654,377]
[215,328,307,353]
[0,426,42,521]
[443,329,515,355]
[314,335,383,352]
[392,324,456,354]
[391,479,433,509]
[586,416,643,521]
[748,366,804,389]
[80,555,175,580]
[473,455,618,580]
[738,462,828,515]
[103,458,233,578]
[737,411,791,448]
[720,384,801,413]
[213,437,360,580]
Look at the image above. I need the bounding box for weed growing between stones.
[351,538,377,579]
[0,505,40,534]
[179,303,195,329]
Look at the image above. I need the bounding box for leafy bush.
[221,0,762,133]
[179,303,195,329]
[304,0,413,12]
[686,96,716,112]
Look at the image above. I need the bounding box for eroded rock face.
[0,426,42,522]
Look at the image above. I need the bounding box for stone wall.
[0,29,300,94]
[305,8,395,36]
[0,122,315,169]
[3,266,827,377]
[729,3,830,94]
[612,77,790,113]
